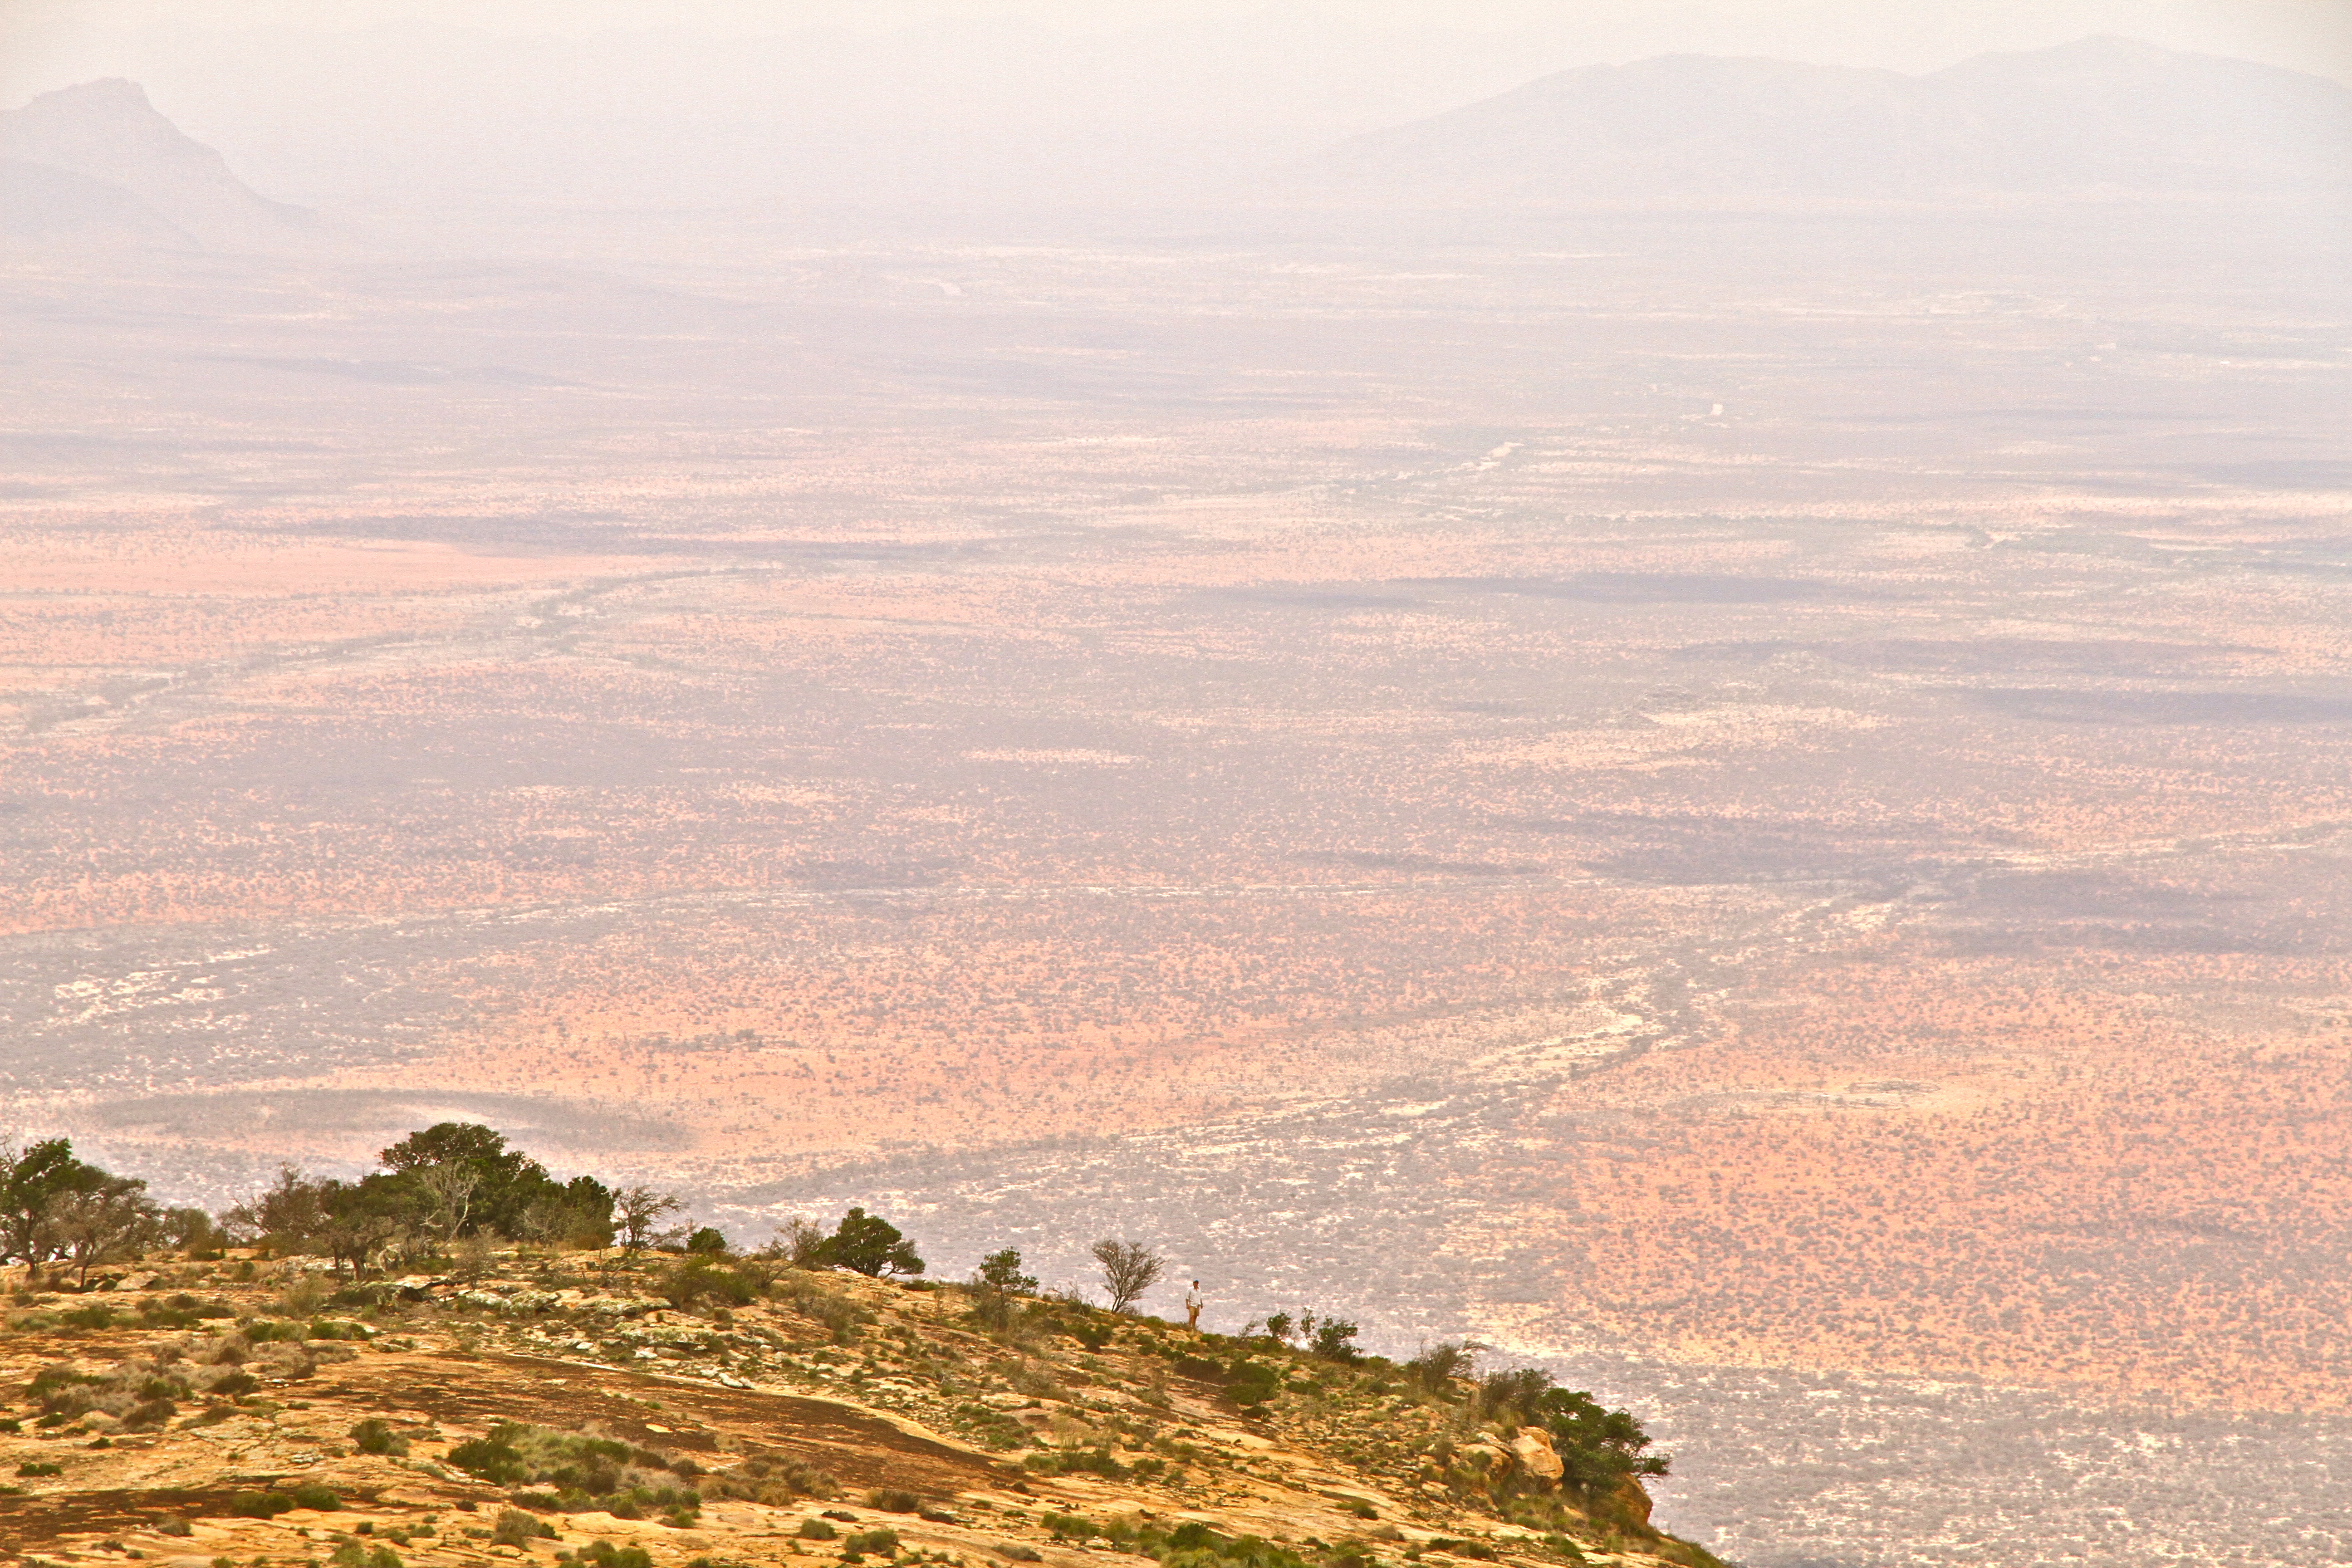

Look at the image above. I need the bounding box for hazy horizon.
[6,1,2351,220]
[5,5,2352,1565]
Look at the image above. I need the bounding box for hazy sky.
[6,0,2350,211]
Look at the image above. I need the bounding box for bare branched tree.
[615,1186,684,1252]
[1089,1237,1166,1314]
[48,1181,160,1286]
[413,1162,479,1243]
[773,1216,831,1267]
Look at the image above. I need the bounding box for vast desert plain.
[6,197,2352,1563]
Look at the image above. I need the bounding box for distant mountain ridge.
[1304,36,2352,205]
[0,78,315,250]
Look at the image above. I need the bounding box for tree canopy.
[1,1138,160,1281]
[820,1207,924,1277]
[224,1122,616,1274]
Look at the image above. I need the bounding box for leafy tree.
[1531,1383,1669,1487]
[1470,1365,1668,1489]
[379,1123,563,1238]
[1090,1238,1164,1314]
[1403,1341,1477,1393]
[316,1176,415,1277]
[969,1247,1037,1328]
[1,1140,159,1277]
[229,1166,418,1279]
[1310,1316,1363,1362]
[161,1206,225,1257]
[47,1176,161,1284]
[822,1208,924,1277]
[0,1139,118,1265]
[975,1248,1037,1294]
[226,1165,332,1252]
[684,1226,728,1255]
[226,1166,410,1271]
[524,1176,617,1249]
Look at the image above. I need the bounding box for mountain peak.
[0,76,315,250]
[33,76,158,111]
[1302,34,2352,207]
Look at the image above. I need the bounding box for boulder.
[1509,1426,1563,1482]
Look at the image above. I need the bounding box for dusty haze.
[5,4,2352,1565]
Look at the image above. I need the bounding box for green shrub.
[660,1258,760,1312]
[1022,1447,1127,1480]
[28,1367,104,1407]
[1470,1369,1668,1490]
[795,1520,838,1542]
[448,1423,696,1520]
[446,1436,528,1485]
[774,1279,867,1342]
[122,1397,177,1430]
[867,1488,921,1514]
[1310,1319,1363,1363]
[842,1528,900,1558]
[327,1545,401,1568]
[16,1462,62,1478]
[492,1509,556,1548]
[145,1295,235,1328]
[243,1320,308,1343]
[1401,1343,1475,1395]
[572,1543,653,1568]
[226,1491,296,1519]
[948,1403,1032,1452]
[707,1454,838,1505]
[1225,1361,1281,1407]
[350,1419,410,1457]
[1159,1533,1311,1568]
[287,1483,341,1511]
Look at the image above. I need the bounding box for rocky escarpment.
[0,1251,1721,1568]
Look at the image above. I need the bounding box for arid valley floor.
[5,202,2352,1564]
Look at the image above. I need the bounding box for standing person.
[1185,1279,1204,1331]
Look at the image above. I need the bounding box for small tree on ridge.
[1090,1238,1165,1314]
[615,1187,684,1252]
[824,1208,924,1278]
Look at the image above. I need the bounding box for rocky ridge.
[0,1254,1718,1568]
